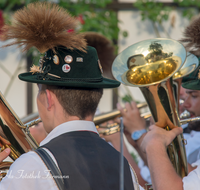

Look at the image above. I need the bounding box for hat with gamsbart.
[2,2,120,89]
[18,46,120,88]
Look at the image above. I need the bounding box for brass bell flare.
[112,38,188,179]
[173,52,199,80]
[112,38,186,87]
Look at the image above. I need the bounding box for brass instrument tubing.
[94,102,148,125]
[180,117,200,125]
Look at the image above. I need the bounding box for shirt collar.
[40,120,98,146]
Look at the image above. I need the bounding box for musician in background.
[116,101,150,183]
[180,69,200,165]
[0,2,140,190]
[139,16,200,190]
[115,77,200,185]
[29,122,48,144]
[181,66,200,118]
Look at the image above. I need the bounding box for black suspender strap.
[35,148,65,190]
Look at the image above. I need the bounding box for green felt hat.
[182,79,200,90]
[18,46,120,89]
[182,65,200,83]
[182,58,200,90]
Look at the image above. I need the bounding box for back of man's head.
[41,85,103,120]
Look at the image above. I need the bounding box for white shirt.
[183,159,200,189]
[138,130,200,184]
[184,131,200,164]
[0,120,140,190]
[138,159,151,184]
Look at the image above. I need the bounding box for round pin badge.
[62,64,71,73]
[64,55,73,63]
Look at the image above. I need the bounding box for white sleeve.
[0,151,58,190]
[129,166,145,190]
[183,162,200,190]
[138,159,151,184]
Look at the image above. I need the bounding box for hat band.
[37,73,103,83]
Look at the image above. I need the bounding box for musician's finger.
[170,127,183,138]
[117,103,125,115]
[0,148,10,162]
[130,101,137,110]
[125,102,132,112]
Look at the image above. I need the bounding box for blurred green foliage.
[0,0,120,42]
[174,0,200,19]
[134,0,200,24]
[134,0,172,24]
[122,94,133,104]
[131,152,139,165]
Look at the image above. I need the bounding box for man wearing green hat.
[181,64,200,118]
[180,65,200,166]
[136,15,200,189]
[0,2,138,190]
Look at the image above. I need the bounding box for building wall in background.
[0,40,27,118]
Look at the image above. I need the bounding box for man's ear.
[45,89,53,111]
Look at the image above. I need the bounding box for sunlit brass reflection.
[126,57,179,85]
[126,42,180,85]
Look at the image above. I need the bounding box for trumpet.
[94,102,149,125]
[96,111,151,135]
[19,102,150,136]
[95,102,151,135]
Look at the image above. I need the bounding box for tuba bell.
[0,91,39,178]
[112,38,188,179]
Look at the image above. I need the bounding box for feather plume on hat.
[83,32,115,79]
[180,16,200,57]
[1,2,87,53]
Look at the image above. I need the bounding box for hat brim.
[18,72,120,89]
[182,79,200,90]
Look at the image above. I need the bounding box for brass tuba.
[112,38,188,179]
[0,91,39,178]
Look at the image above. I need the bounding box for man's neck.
[51,115,94,131]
